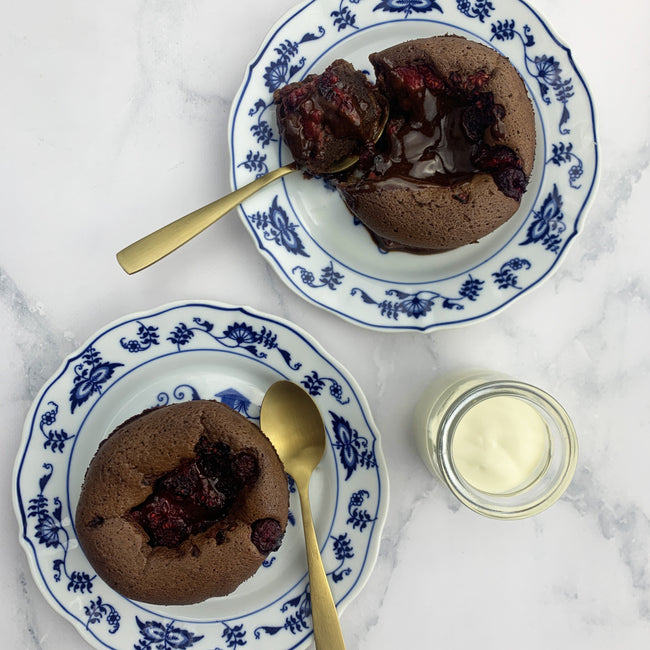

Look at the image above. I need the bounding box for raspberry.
[419,66,446,92]
[160,460,199,497]
[472,143,522,171]
[192,477,227,510]
[330,86,359,122]
[472,143,527,201]
[392,66,426,92]
[131,495,191,548]
[196,438,231,478]
[251,518,284,554]
[301,109,325,142]
[315,72,361,126]
[357,141,378,172]
[494,167,527,201]
[282,84,310,111]
[151,517,188,547]
[317,70,339,97]
[232,451,260,486]
[386,117,402,136]
[448,70,491,95]
[130,437,261,548]
[462,92,502,142]
[467,70,491,91]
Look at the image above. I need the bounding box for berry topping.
[472,143,527,201]
[283,85,310,111]
[130,436,260,548]
[461,92,504,142]
[472,142,522,171]
[232,451,260,486]
[392,65,445,93]
[474,143,521,171]
[392,65,426,92]
[250,518,284,554]
[494,167,528,201]
[448,69,491,94]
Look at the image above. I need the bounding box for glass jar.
[414,369,578,519]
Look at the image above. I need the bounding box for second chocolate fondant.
[338,35,536,253]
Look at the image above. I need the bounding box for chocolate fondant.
[75,400,289,605]
[337,36,536,252]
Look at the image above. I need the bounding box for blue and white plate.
[13,300,388,650]
[229,0,598,331]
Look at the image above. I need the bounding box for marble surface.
[3,0,649,647]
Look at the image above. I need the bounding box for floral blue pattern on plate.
[229,0,598,331]
[13,300,388,650]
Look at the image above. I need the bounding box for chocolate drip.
[356,75,509,191]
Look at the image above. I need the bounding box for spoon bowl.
[260,380,346,650]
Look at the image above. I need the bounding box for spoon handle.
[116,163,297,274]
[298,482,346,649]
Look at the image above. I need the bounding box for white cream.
[451,395,550,494]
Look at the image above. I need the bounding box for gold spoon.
[260,380,346,650]
[115,113,387,275]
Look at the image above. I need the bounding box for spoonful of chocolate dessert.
[116,59,387,274]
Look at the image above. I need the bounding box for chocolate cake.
[75,400,289,605]
[337,36,536,252]
[273,58,388,175]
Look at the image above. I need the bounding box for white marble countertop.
[3,0,649,647]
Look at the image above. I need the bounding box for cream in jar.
[414,370,578,519]
[450,395,550,494]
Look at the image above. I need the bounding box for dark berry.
[419,66,446,92]
[462,92,501,142]
[192,477,227,510]
[391,65,445,98]
[129,436,262,548]
[131,495,190,548]
[466,70,491,91]
[315,71,361,125]
[392,65,425,92]
[232,451,260,486]
[357,141,378,172]
[160,460,200,497]
[386,117,402,136]
[251,518,284,554]
[301,109,325,142]
[471,143,527,201]
[282,84,310,111]
[472,143,522,172]
[317,70,339,97]
[195,438,231,478]
[448,70,491,95]
[494,167,527,201]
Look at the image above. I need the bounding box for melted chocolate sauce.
[357,84,501,191]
